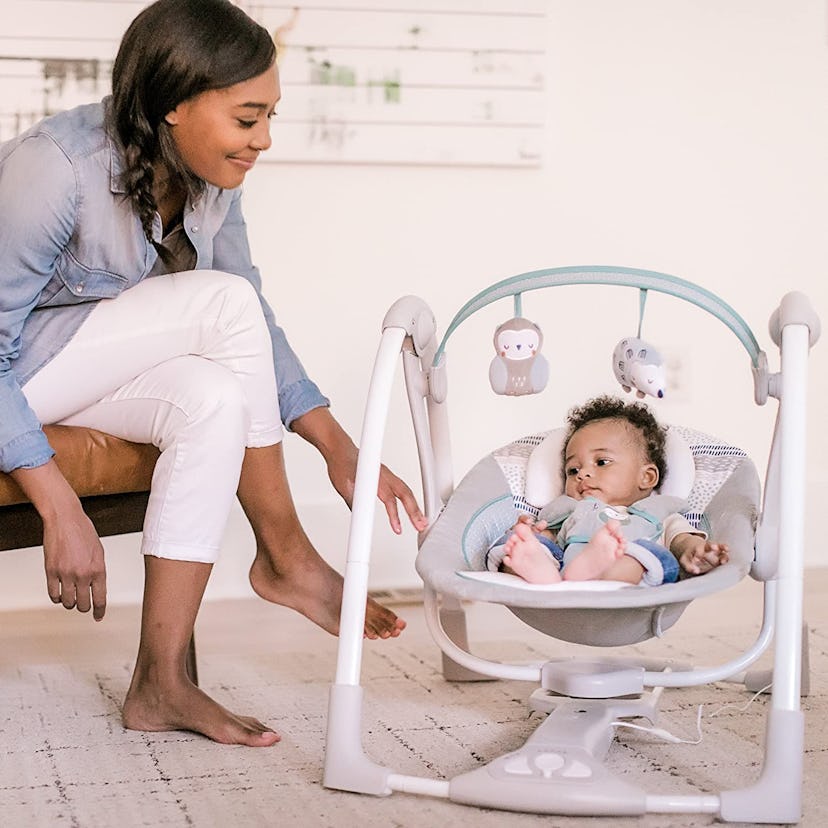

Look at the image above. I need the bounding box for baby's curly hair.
[561,395,667,485]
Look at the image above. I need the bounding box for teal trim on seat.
[460,493,514,568]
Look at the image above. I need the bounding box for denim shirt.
[0,101,328,473]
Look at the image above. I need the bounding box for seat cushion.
[0,425,159,506]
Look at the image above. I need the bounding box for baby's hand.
[678,537,730,575]
[514,514,549,534]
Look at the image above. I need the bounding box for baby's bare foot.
[562,520,626,581]
[502,523,562,584]
[249,545,405,640]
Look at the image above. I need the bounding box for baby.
[498,395,729,586]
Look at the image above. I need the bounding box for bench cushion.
[0,425,159,506]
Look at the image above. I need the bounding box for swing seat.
[416,424,760,646]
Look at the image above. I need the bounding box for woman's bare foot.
[502,523,562,584]
[248,530,405,640]
[562,520,626,581]
[123,670,280,746]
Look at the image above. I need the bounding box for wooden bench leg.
[186,634,199,686]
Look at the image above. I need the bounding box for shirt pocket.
[52,248,131,303]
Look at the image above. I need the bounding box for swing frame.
[323,266,820,823]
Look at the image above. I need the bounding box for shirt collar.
[109,136,127,195]
[102,97,128,195]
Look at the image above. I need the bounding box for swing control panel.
[449,741,647,816]
[499,748,592,780]
[448,689,656,815]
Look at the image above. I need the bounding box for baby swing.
[323,266,820,823]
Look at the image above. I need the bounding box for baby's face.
[563,419,658,505]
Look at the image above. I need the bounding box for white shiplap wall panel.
[0,0,547,165]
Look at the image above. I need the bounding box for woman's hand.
[42,506,107,620]
[11,460,107,620]
[374,462,427,535]
[292,407,427,534]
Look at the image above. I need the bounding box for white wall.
[3,0,826,610]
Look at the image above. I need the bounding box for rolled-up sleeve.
[0,135,75,472]
[664,513,707,548]
[211,188,329,430]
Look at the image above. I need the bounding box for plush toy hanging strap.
[638,288,647,337]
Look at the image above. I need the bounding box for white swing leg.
[438,594,497,682]
[719,319,811,824]
[324,326,407,795]
[743,620,810,697]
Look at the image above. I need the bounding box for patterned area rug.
[1,597,826,828]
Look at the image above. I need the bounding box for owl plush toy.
[489,317,549,396]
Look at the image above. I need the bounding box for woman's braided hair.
[109,0,276,242]
[561,394,667,485]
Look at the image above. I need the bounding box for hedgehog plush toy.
[612,337,666,399]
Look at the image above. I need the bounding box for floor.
[1,569,827,827]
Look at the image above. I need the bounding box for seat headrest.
[523,426,695,508]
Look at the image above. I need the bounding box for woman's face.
[165,64,280,189]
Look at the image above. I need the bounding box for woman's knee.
[151,356,251,446]
[190,272,271,358]
[190,270,261,321]
[189,358,249,418]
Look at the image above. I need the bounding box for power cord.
[610,681,773,745]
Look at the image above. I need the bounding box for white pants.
[22,270,284,563]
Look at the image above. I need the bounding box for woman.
[0,0,425,746]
